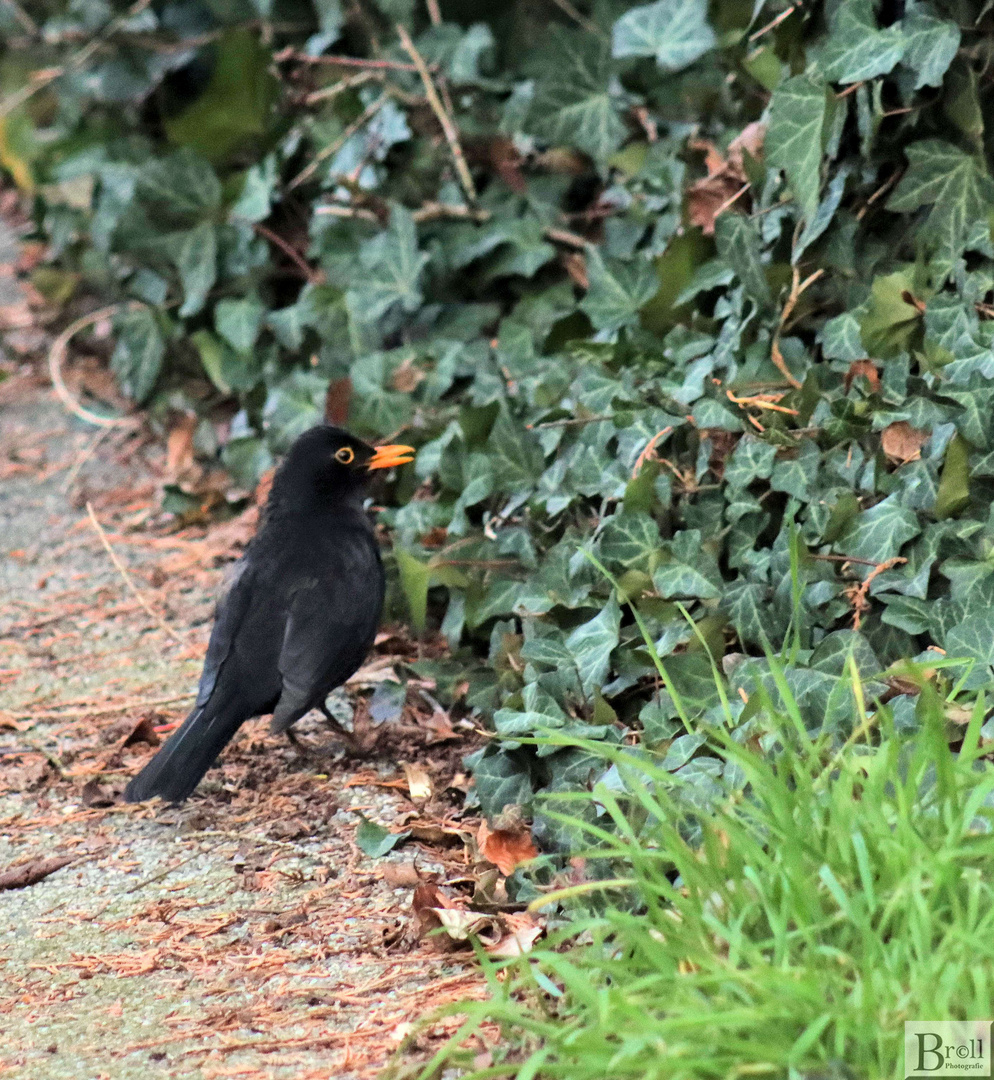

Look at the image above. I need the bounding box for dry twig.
[771,266,824,388]
[85,502,186,644]
[48,305,137,429]
[288,92,390,190]
[848,557,906,630]
[396,23,477,203]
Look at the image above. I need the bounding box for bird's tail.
[124,698,245,803]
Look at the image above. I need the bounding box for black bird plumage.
[125,426,414,804]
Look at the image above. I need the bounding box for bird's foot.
[285,725,363,758]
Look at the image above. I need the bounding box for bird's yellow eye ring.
[334,446,355,465]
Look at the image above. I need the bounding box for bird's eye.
[334,446,355,465]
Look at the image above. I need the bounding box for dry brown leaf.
[433,907,503,946]
[727,121,766,172]
[424,710,460,744]
[881,421,929,464]
[0,855,75,891]
[486,913,544,957]
[81,779,116,807]
[843,359,881,394]
[412,881,461,946]
[166,414,197,481]
[686,121,765,235]
[120,716,161,748]
[324,375,352,426]
[403,762,432,801]
[407,819,474,846]
[381,861,424,888]
[561,250,589,289]
[477,821,538,876]
[3,757,51,791]
[391,357,425,393]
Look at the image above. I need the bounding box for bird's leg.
[284,728,309,753]
[284,706,362,757]
[319,703,363,753]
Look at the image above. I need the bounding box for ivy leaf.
[611,0,716,73]
[581,249,659,333]
[598,511,662,572]
[466,746,534,817]
[770,440,820,500]
[723,579,768,647]
[191,330,251,394]
[355,814,408,857]
[944,614,994,690]
[900,10,960,90]
[564,598,621,697]
[346,206,428,322]
[724,437,777,490]
[810,629,879,677]
[766,74,827,219]
[653,562,721,600]
[887,141,994,267]
[395,549,432,632]
[527,29,626,163]
[137,148,221,219]
[820,311,864,361]
[163,28,279,165]
[858,269,922,358]
[110,307,165,404]
[934,433,971,520]
[714,215,770,307]
[174,222,217,318]
[215,296,264,353]
[820,0,905,84]
[487,411,545,494]
[840,494,921,563]
[521,633,574,670]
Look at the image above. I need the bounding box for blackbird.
[125,425,414,803]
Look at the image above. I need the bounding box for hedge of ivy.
[4,0,994,830]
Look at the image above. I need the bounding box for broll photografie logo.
[905,1022,992,1078]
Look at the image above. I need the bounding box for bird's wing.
[271,538,383,732]
[193,559,255,708]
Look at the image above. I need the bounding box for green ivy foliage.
[5,0,994,824]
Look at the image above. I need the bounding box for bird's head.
[270,425,415,510]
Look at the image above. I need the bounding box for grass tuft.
[415,686,994,1079]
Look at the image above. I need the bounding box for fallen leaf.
[3,758,51,791]
[403,762,432,801]
[391,356,425,393]
[424,710,460,744]
[412,881,458,941]
[686,121,765,234]
[881,421,928,464]
[324,376,352,426]
[389,1022,414,1044]
[407,819,474,846]
[380,861,424,888]
[81,780,116,807]
[843,359,881,394]
[433,907,503,946]
[486,912,544,957]
[120,716,161,748]
[477,821,538,876]
[0,855,75,891]
[561,250,588,289]
[355,813,409,858]
[166,413,197,481]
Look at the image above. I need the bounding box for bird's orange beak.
[367,443,416,470]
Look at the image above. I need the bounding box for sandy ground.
[0,220,491,1079]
